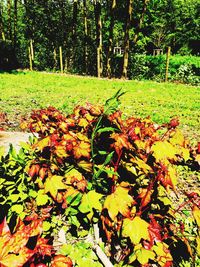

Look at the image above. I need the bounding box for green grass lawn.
[0,70,199,142]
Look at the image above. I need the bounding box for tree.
[133,0,149,45]
[94,0,103,78]
[83,0,89,74]
[122,0,133,79]
[7,0,12,40]
[0,2,5,40]
[13,0,18,49]
[106,0,116,78]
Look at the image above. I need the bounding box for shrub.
[0,91,199,266]
[128,54,200,84]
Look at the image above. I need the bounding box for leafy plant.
[0,217,52,267]
[0,90,199,266]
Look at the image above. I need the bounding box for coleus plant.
[0,90,199,266]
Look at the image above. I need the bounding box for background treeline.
[0,0,200,81]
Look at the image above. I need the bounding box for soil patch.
[0,131,32,153]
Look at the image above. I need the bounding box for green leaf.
[67,193,82,206]
[36,191,49,206]
[43,221,51,231]
[104,89,125,115]
[97,127,118,134]
[8,194,20,202]
[104,151,115,165]
[79,190,103,219]
[11,204,24,214]
[0,146,5,159]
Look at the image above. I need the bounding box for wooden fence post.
[165,46,171,82]
[28,39,34,71]
[28,46,32,71]
[59,46,63,73]
[30,39,34,60]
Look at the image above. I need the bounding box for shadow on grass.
[0,69,26,75]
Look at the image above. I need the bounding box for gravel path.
[0,131,32,153]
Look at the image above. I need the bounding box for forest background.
[0,0,200,82]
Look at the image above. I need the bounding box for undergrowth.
[0,90,199,267]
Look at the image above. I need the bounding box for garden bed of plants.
[0,91,199,267]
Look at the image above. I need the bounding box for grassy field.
[0,70,199,142]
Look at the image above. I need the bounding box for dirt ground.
[0,131,32,153]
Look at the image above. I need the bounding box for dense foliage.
[0,91,199,266]
[127,54,200,84]
[0,0,199,80]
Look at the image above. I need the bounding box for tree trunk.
[7,0,12,41]
[133,0,149,44]
[58,0,68,72]
[94,0,103,78]
[83,0,88,74]
[13,0,18,49]
[122,0,133,79]
[0,3,5,40]
[69,0,78,70]
[106,0,116,78]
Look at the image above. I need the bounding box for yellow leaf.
[44,175,67,199]
[135,247,155,265]
[79,190,103,220]
[55,145,69,158]
[122,216,150,245]
[33,136,50,151]
[0,249,33,267]
[135,140,146,150]
[76,133,90,142]
[197,235,200,256]
[77,160,93,172]
[73,141,91,159]
[193,205,200,227]
[167,165,177,189]
[130,156,152,174]
[151,141,177,162]
[104,186,134,221]
[78,118,89,128]
[179,147,190,161]
[153,241,172,264]
[170,129,185,146]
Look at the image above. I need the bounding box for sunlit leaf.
[104,186,134,221]
[32,136,50,151]
[51,255,73,267]
[122,216,150,245]
[135,245,155,264]
[193,205,200,227]
[111,133,132,155]
[44,175,67,199]
[36,190,50,206]
[79,190,103,219]
[151,141,177,162]
[153,241,173,266]
[73,141,91,159]
[11,204,24,214]
[77,160,93,172]
[169,129,185,146]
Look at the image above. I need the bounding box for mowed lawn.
[0,71,199,142]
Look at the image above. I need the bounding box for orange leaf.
[73,141,91,159]
[104,185,134,221]
[51,255,73,267]
[111,133,132,155]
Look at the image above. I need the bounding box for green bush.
[128,54,200,85]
